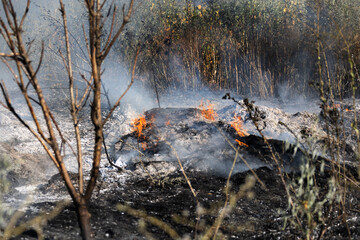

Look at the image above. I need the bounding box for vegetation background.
[108,0,360,100]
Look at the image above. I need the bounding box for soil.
[9,165,360,240]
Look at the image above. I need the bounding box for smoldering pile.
[108,100,329,178]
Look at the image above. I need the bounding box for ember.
[141,142,147,151]
[199,100,218,121]
[329,103,341,109]
[131,115,147,138]
[231,115,248,147]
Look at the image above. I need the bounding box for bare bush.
[0,0,138,239]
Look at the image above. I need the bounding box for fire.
[231,115,248,147]
[131,115,147,138]
[327,103,353,112]
[165,119,171,126]
[199,100,218,121]
[235,139,248,147]
[141,142,147,151]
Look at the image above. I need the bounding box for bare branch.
[0,52,20,58]
[60,0,85,195]
[103,45,140,125]
[25,38,35,56]
[82,24,91,59]
[0,16,16,50]
[102,4,117,53]
[0,80,60,169]
[99,0,115,32]
[100,0,134,60]
[19,0,30,28]
[1,0,16,32]
[77,74,93,111]
[0,79,11,108]
[33,41,44,79]
[1,57,19,84]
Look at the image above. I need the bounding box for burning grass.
[131,115,147,139]
[198,100,218,121]
[231,115,248,147]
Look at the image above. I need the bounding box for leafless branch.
[100,0,134,60]
[103,45,140,125]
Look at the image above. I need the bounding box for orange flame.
[235,139,248,147]
[141,142,148,151]
[231,115,248,147]
[199,100,218,121]
[328,103,340,110]
[131,115,147,138]
[165,119,171,126]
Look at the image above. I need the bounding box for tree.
[0,0,138,239]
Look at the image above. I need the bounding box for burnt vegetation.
[0,0,360,240]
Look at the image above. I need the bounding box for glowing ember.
[131,115,147,138]
[199,100,218,121]
[331,104,340,109]
[141,142,147,151]
[231,115,248,147]
[235,139,248,147]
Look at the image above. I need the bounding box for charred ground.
[3,103,360,240]
[9,165,360,240]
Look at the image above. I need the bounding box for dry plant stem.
[317,5,351,238]
[59,0,84,195]
[165,141,197,198]
[100,0,134,60]
[337,28,360,156]
[2,200,71,240]
[84,0,135,202]
[212,147,240,239]
[117,204,181,240]
[102,132,123,171]
[201,176,256,240]
[242,99,301,226]
[214,123,266,189]
[165,140,203,237]
[138,220,157,240]
[136,141,154,182]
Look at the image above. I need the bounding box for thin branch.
[60,0,85,195]
[166,141,197,198]
[19,0,31,29]
[102,45,140,125]
[77,75,93,111]
[100,0,134,60]
[82,24,91,59]
[33,41,45,79]
[102,132,123,171]
[102,4,117,52]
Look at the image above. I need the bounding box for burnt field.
[1,0,360,239]
[8,164,360,239]
[3,103,360,239]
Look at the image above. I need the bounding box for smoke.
[101,58,158,114]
